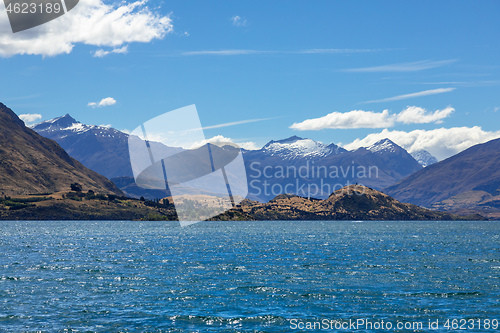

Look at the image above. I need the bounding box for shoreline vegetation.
[0,185,485,221]
[0,189,178,221]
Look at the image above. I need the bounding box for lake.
[0,221,499,332]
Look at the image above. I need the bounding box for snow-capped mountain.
[261,135,347,160]
[363,139,437,167]
[366,138,399,154]
[34,114,133,179]
[35,114,124,138]
[410,150,438,167]
[244,136,422,201]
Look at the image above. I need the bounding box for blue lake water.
[0,221,499,332]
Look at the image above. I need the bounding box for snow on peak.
[410,150,438,167]
[34,115,122,138]
[263,136,335,159]
[366,139,398,153]
[64,122,88,133]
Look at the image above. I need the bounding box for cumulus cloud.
[19,113,42,126]
[92,45,128,58]
[231,15,247,27]
[290,106,454,130]
[88,97,116,108]
[0,0,173,57]
[191,135,258,150]
[237,141,259,150]
[363,88,455,104]
[291,110,395,130]
[396,106,454,124]
[343,127,500,161]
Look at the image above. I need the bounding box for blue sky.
[1,0,499,159]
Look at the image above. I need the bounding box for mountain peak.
[62,113,75,120]
[260,136,346,160]
[265,135,304,146]
[367,138,399,153]
[53,113,78,125]
[35,113,79,131]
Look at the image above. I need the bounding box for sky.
[1,0,499,160]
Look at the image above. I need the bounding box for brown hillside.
[0,103,122,196]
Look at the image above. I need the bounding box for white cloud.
[19,113,42,125]
[92,45,128,58]
[0,0,173,57]
[231,15,247,27]
[191,135,258,150]
[343,59,457,72]
[396,106,454,124]
[238,141,259,150]
[88,97,116,108]
[343,127,500,161]
[290,110,395,130]
[290,106,454,130]
[363,88,455,104]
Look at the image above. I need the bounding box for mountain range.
[243,136,423,201]
[0,104,121,196]
[32,113,500,216]
[2,106,499,219]
[33,115,435,202]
